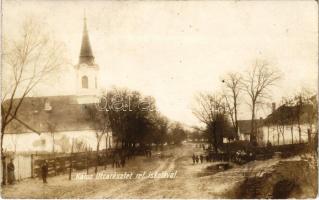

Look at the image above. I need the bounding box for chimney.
[272,102,276,113]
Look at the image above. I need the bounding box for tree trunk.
[272,128,275,145]
[308,122,313,144]
[307,129,312,144]
[298,125,302,143]
[52,134,55,153]
[282,127,285,145]
[277,126,280,145]
[234,99,239,141]
[250,103,256,144]
[291,125,294,144]
[95,142,100,174]
[104,135,108,169]
[1,126,5,185]
[86,147,89,175]
[69,138,74,180]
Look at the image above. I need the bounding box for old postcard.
[1,0,318,199]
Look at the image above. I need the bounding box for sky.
[2,0,318,127]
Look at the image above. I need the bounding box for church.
[3,17,113,153]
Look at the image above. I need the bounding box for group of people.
[192,154,205,164]
[112,152,126,168]
[195,143,206,151]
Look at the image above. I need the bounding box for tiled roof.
[3,95,95,134]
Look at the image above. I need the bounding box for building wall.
[76,64,99,96]
[238,123,315,146]
[3,130,113,153]
[261,124,312,145]
[239,133,250,141]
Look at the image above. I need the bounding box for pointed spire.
[79,14,94,65]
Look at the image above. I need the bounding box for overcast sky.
[3,0,318,127]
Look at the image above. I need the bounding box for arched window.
[81,76,88,89]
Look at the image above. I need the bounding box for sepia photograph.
[1,0,318,199]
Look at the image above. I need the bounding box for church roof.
[3,95,95,134]
[79,17,95,65]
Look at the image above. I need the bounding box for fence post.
[2,155,7,185]
[105,136,108,169]
[69,138,74,180]
[31,154,34,178]
[86,147,89,175]
[54,154,57,176]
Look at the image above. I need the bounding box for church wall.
[3,130,113,153]
[76,65,99,95]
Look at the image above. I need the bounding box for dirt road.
[3,143,306,198]
[2,143,227,198]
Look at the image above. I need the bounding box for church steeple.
[79,15,95,65]
[75,14,100,100]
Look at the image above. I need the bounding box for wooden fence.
[207,143,310,164]
[2,149,118,183]
[31,149,118,178]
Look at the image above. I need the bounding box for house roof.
[237,120,251,134]
[3,95,95,134]
[265,103,316,125]
[237,119,264,135]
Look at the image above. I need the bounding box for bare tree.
[242,60,281,144]
[1,17,66,157]
[304,94,317,144]
[222,73,243,140]
[74,139,88,153]
[283,97,296,144]
[84,105,110,174]
[55,135,71,153]
[294,94,304,143]
[47,123,56,153]
[274,100,288,145]
[192,92,222,125]
[293,89,316,143]
[192,92,233,151]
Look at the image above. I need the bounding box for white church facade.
[3,17,113,153]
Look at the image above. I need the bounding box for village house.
[237,97,317,146]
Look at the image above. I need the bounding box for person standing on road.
[116,153,121,168]
[192,154,196,164]
[199,155,204,163]
[7,159,15,184]
[41,160,48,184]
[121,155,126,168]
[195,155,199,164]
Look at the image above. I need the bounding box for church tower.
[75,16,100,103]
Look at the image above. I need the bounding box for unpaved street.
[1,143,308,198]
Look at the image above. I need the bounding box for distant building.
[238,96,317,146]
[261,98,317,146]
[3,17,113,153]
[237,119,264,143]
